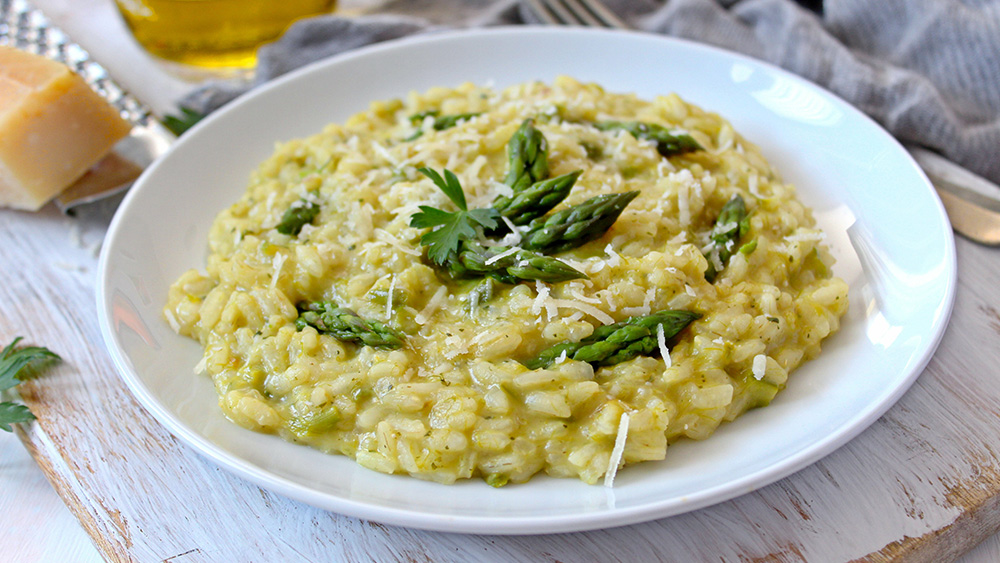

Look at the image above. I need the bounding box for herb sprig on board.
[0,337,60,432]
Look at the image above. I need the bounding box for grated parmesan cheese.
[499,216,522,246]
[374,229,421,256]
[490,179,514,199]
[164,308,182,332]
[569,288,602,305]
[531,281,551,317]
[485,246,520,266]
[656,324,671,368]
[270,253,287,291]
[670,168,697,228]
[550,299,615,325]
[604,243,621,267]
[192,354,207,375]
[298,223,317,240]
[709,251,724,273]
[442,334,467,359]
[385,274,397,320]
[554,349,569,365]
[752,354,767,380]
[604,411,630,488]
[715,221,737,234]
[748,173,761,198]
[415,286,447,325]
[678,180,690,227]
[785,231,826,242]
[351,203,374,241]
[622,288,654,317]
[558,256,589,273]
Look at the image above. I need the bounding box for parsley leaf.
[162,106,205,136]
[409,167,499,265]
[0,402,34,432]
[0,337,60,432]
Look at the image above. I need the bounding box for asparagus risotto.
[164,77,848,486]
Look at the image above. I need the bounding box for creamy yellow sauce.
[164,77,848,485]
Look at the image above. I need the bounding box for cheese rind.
[0,46,132,211]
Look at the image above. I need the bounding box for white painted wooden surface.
[0,433,102,562]
[5,0,1000,560]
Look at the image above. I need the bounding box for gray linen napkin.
[181,0,1000,186]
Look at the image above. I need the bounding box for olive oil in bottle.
[114,0,336,70]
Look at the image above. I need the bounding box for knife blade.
[907,145,1000,246]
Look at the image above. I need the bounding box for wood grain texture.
[3,194,1000,562]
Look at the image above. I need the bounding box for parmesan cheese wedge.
[0,46,132,210]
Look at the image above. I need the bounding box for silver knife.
[907,145,1000,246]
[0,0,175,211]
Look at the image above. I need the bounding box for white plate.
[98,27,956,534]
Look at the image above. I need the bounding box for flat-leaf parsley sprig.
[409,167,500,265]
[0,337,61,432]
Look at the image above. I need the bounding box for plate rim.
[97,25,958,534]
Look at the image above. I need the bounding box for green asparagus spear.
[504,119,549,193]
[275,199,320,236]
[406,111,483,141]
[704,195,750,283]
[432,112,482,130]
[492,170,582,226]
[287,406,342,437]
[466,278,498,310]
[295,302,405,349]
[525,310,701,369]
[520,191,639,254]
[594,121,703,158]
[450,241,587,284]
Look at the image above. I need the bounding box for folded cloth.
[181,0,1000,186]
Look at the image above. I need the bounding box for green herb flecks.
[738,239,758,256]
[485,473,509,488]
[409,167,500,265]
[704,195,750,283]
[594,121,703,158]
[295,302,405,349]
[288,406,342,437]
[276,198,320,236]
[521,191,639,254]
[525,310,700,370]
[0,337,61,432]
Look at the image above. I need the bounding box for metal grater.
[1,0,174,210]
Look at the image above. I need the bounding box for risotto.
[164,77,848,486]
